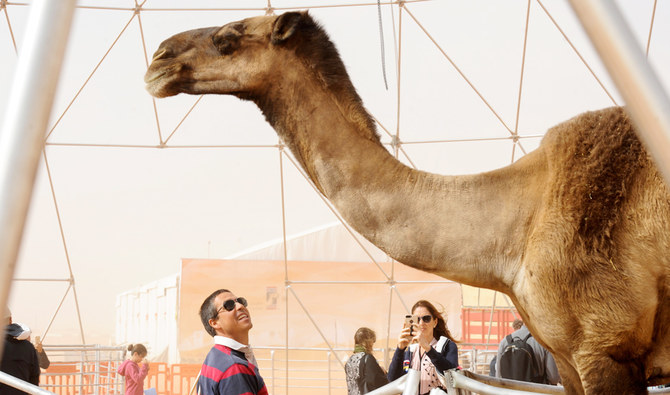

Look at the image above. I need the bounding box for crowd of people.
[190,290,465,395]
[343,308,563,395]
[1,305,151,395]
[2,291,563,395]
[345,300,459,395]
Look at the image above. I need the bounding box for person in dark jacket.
[344,327,388,394]
[1,307,40,395]
[387,300,458,395]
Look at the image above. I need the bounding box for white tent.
[2,1,668,347]
[116,222,460,364]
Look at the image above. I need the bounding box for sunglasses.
[215,297,248,316]
[416,315,433,323]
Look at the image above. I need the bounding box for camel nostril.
[152,48,168,61]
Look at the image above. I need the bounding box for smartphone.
[405,314,418,336]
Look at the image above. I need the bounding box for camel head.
[144,11,320,99]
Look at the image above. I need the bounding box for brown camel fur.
[144,11,670,394]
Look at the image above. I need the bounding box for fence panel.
[170,364,201,395]
[38,344,501,394]
[145,362,169,395]
[461,307,517,347]
[41,345,125,395]
[42,363,79,395]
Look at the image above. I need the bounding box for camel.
[144,11,670,394]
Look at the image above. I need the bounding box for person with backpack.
[344,327,388,394]
[387,300,459,395]
[495,319,561,385]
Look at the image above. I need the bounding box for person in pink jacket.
[117,343,150,395]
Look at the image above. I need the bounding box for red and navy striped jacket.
[198,344,268,395]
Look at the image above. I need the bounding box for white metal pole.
[567,0,670,185]
[0,371,56,395]
[0,0,76,357]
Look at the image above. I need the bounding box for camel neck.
[253,67,388,188]
[251,68,542,291]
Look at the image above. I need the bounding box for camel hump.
[542,106,650,251]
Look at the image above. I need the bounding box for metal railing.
[34,344,494,395]
[444,370,564,395]
[40,344,126,395]
[0,371,56,395]
[443,370,670,395]
[251,344,494,394]
[24,344,670,394]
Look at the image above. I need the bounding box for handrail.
[44,345,126,351]
[444,370,563,395]
[365,368,565,395]
[366,369,419,395]
[0,371,56,395]
[443,369,670,394]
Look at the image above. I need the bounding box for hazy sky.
[1,0,668,345]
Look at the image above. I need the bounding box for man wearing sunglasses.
[196,289,268,395]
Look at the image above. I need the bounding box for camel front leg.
[574,350,647,394]
[553,356,584,395]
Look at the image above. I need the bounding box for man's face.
[208,291,253,340]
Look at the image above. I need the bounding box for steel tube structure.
[0,371,55,395]
[0,0,76,358]
[567,0,670,185]
[366,368,420,395]
[444,370,565,395]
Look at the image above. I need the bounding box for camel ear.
[271,12,304,45]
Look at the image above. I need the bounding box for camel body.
[144,12,670,393]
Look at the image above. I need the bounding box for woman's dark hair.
[411,300,457,343]
[199,289,230,337]
[354,327,376,353]
[127,343,147,356]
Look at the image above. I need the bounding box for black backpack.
[499,333,545,383]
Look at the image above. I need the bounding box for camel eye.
[213,33,241,55]
[212,23,244,55]
[230,23,245,34]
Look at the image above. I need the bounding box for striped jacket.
[198,344,268,395]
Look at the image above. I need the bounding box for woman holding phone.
[387,300,458,395]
